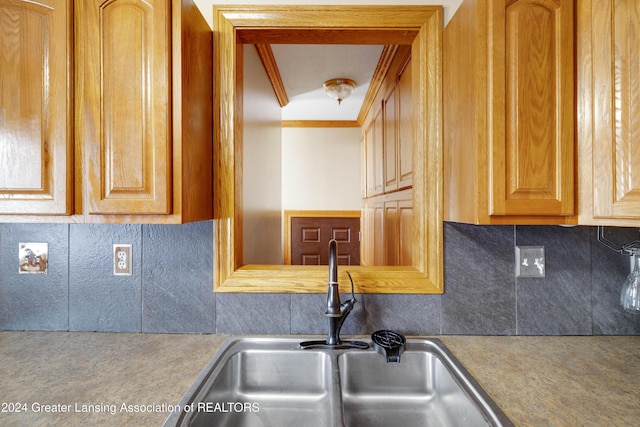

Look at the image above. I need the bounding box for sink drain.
[371,330,406,363]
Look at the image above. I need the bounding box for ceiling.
[193,1,464,122]
[270,44,384,122]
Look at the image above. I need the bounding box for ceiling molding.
[281,120,360,128]
[254,44,289,107]
[357,44,399,125]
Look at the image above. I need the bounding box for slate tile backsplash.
[0,221,638,335]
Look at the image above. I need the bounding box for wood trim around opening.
[213,5,443,294]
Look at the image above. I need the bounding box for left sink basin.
[165,338,337,427]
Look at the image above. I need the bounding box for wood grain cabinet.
[383,55,413,194]
[0,0,212,223]
[361,47,413,265]
[444,0,576,224]
[364,106,384,198]
[77,0,212,223]
[578,0,640,226]
[0,0,72,215]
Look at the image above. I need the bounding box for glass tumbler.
[621,253,640,314]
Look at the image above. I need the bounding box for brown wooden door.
[290,217,360,265]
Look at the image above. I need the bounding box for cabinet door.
[591,0,640,218]
[397,56,413,190]
[365,106,384,197]
[384,195,413,267]
[398,198,412,266]
[77,0,171,215]
[384,200,398,265]
[384,85,398,193]
[0,0,71,215]
[490,0,574,216]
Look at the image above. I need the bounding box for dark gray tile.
[0,224,69,330]
[442,223,516,335]
[516,226,592,335]
[591,227,640,335]
[335,294,366,336]
[362,294,441,336]
[216,293,291,334]
[69,224,142,332]
[291,293,366,336]
[291,293,332,335]
[142,221,215,333]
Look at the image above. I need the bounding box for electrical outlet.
[113,244,132,276]
[515,246,545,278]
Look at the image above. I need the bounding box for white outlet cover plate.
[113,244,132,276]
[515,246,545,278]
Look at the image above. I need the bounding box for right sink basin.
[338,340,506,426]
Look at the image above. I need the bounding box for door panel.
[290,217,360,266]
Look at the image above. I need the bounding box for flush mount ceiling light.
[323,78,356,105]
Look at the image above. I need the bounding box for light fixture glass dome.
[323,78,356,105]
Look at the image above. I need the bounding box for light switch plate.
[515,246,545,278]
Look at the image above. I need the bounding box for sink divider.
[328,353,347,427]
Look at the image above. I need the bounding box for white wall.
[243,46,283,264]
[282,127,361,211]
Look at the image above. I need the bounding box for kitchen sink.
[164,337,513,427]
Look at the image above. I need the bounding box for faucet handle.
[346,271,357,302]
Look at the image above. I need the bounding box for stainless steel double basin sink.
[164,337,513,427]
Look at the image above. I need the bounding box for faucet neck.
[325,240,342,317]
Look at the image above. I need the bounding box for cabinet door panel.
[398,199,412,266]
[78,0,170,215]
[384,85,398,193]
[397,57,413,189]
[365,107,384,197]
[0,0,71,214]
[592,0,640,218]
[384,201,398,265]
[491,0,574,216]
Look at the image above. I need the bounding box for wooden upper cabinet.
[578,0,640,225]
[76,0,213,223]
[382,54,413,195]
[0,0,72,215]
[77,0,171,215]
[361,46,414,267]
[492,0,574,216]
[0,0,212,223]
[444,0,576,224]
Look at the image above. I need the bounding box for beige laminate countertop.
[0,332,638,426]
